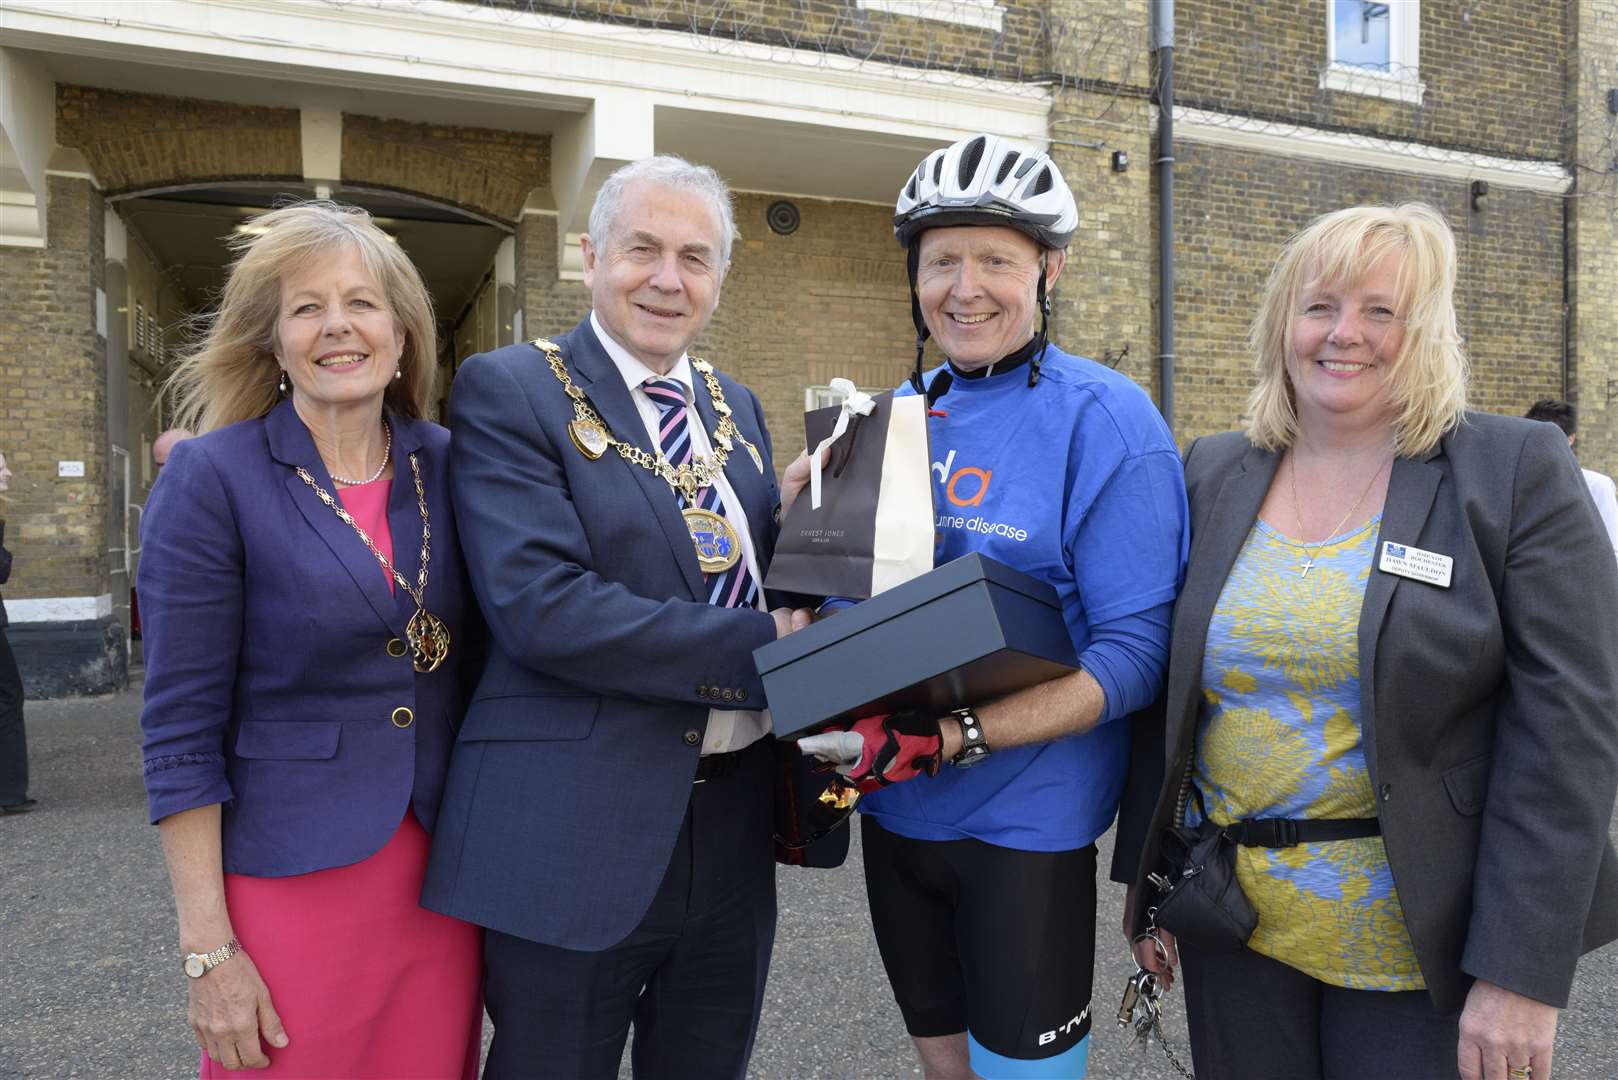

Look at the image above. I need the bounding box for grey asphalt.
[1,679,1613,1079]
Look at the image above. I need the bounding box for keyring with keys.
[1118,912,1194,1078]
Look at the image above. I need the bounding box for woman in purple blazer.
[139,203,481,1077]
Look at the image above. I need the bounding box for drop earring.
[394,367,402,381]
[278,370,288,393]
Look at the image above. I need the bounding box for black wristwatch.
[947,707,991,769]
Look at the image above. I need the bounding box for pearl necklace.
[328,423,392,486]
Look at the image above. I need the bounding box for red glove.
[803,713,943,794]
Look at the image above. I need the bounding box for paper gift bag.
[764,381,934,600]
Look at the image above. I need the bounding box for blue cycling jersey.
[858,346,1189,851]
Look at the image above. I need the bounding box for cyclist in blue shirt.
[802,134,1190,1080]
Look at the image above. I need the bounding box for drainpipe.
[1153,0,1176,432]
[1560,188,1571,400]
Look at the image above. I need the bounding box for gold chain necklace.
[1287,451,1391,579]
[535,337,764,574]
[295,452,452,672]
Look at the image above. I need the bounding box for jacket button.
[695,685,708,698]
[720,688,735,702]
[736,688,747,703]
[683,730,700,746]
[1379,783,1392,802]
[391,706,414,729]
[386,637,408,658]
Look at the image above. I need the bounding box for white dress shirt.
[590,312,772,754]
[1582,467,1618,564]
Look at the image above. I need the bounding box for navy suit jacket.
[0,519,10,628]
[138,401,476,876]
[422,317,782,951]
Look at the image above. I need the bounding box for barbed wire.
[314,0,1616,198]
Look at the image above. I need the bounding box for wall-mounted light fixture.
[1469,180,1489,212]
[767,200,801,236]
[1111,150,1130,173]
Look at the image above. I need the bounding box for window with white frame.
[855,1,1004,34]
[1322,0,1424,106]
[805,384,872,412]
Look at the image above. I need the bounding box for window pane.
[1334,0,1392,72]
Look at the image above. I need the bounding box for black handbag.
[1149,791,1258,953]
[771,738,854,868]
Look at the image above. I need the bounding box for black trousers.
[0,629,28,807]
[482,737,777,1080]
[1180,939,1461,1080]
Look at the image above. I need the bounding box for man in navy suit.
[423,156,813,1079]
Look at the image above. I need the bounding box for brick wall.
[0,176,110,601]
[497,0,1051,81]
[341,115,548,226]
[1048,87,1157,402]
[56,85,300,194]
[1567,0,1618,478]
[1174,0,1570,161]
[1169,141,1565,444]
[513,212,589,355]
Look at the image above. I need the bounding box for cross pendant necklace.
[1288,451,1391,581]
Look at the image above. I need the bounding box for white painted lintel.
[1173,106,1570,195]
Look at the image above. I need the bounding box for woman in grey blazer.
[1121,204,1618,1080]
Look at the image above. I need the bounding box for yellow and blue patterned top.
[1190,516,1423,990]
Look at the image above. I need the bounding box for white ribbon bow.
[809,378,876,510]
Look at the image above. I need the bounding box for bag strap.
[1223,816,1381,848]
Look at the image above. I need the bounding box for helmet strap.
[1030,253,1051,388]
[906,243,929,394]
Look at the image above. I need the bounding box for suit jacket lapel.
[267,400,406,637]
[1166,444,1279,766]
[691,373,770,559]
[1357,448,1443,780]
[385,411,426,630]
[565,319,706,600]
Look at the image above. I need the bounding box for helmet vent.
[1014,157,1037,179]
[932,154,945,186]
[994,152,1018,185]
[958,136,987,187]
[1029,167,1054,197]
[905,175,918,200]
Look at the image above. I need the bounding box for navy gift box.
[754,553,1079,740]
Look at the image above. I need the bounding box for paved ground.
[1,679,1614,1079]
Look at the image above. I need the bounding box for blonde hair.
[166,201,437,434]
[1245,203,1468,457]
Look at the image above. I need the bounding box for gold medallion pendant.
[406,608,453,674]
[568,418,609,460]
[683,507,742,573]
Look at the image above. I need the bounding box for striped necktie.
[642,377,758,610]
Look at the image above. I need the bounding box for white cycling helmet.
[893,133,1078,250]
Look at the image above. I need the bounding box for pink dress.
[203,476,482,1079]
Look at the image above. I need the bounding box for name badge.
[1378,541,1453,588]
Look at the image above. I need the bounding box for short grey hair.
[586,155,738,269]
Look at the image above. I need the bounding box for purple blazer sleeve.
[137,439,244,823]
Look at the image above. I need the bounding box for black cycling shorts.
[861,815,1097,1076]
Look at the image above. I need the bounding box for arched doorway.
[107,182,510,655]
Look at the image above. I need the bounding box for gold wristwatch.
[182,937,240,979]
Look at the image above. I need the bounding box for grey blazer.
[1120,412,1618,1014]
